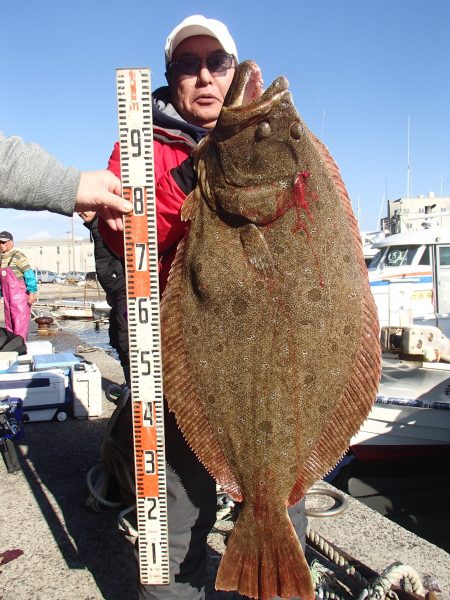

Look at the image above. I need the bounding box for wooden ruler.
[116,68,169,585]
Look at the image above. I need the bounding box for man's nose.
[197,60,214,84]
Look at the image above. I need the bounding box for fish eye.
[255,121,271,141]
[290,121,303,140]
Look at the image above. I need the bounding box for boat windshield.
[368,249,384,269]
[369,245,421,269]
[384,245,420,267]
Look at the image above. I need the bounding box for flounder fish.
[161,61,381,600]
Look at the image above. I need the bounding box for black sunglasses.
[167,53,235,77]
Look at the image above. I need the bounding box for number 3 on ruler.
[144,450,156,474]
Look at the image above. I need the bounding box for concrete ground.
[0,290,449,599]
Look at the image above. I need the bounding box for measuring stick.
[116,68,169,585]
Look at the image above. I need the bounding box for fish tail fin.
[216,503,314,600]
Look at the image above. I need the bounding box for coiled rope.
[307,527,425,600]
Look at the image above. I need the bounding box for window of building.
[57,246,60,254]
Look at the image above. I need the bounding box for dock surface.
[0,297,449,599]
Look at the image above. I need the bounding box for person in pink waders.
[0,231,38,340]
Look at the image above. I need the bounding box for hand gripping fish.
[161,61,381,600]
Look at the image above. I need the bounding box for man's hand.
[75,171,132,231]
[28,292,38,306]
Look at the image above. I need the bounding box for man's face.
[0,240,13,252]
[168,35,236,130]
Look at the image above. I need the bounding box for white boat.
[367,227,450,337]
[92,300,111,320]
[350,227,450,460]
[52,305,94,319]
[350,352,450,460]
[45,300,94,320]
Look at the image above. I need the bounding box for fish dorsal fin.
[181,190,200,222]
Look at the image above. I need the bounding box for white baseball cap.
[165,15,238,66]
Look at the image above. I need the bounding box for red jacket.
[99,126,195,293]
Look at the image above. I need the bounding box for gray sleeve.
[0,135,81,216]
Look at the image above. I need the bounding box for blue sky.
[1,0,449,241]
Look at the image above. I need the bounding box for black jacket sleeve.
[170,155,197,196]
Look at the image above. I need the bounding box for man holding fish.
[99,15,309,600]
[101,12,380,600]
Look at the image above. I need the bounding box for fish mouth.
[216,61,292,137]
[224,60,290,111]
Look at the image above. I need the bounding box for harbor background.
[0,283,449,599]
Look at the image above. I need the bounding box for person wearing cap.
[98,16,306,600]
[0,231,38,340]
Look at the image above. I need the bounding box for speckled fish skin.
[161,61,381,600]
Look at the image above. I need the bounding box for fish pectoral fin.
[181,190,200,222]
[240,224,275,276]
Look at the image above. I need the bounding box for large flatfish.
[161,61,381,600]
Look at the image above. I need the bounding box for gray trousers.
[138,409,307,600]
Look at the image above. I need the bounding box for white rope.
[307,528,426,600]
[118,504,138,538]
[357,563,425,600]
[85,462,123,510]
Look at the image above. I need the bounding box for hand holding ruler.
[116,68,169,585]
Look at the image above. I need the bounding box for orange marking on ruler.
[130,69,137,100]
[128,267,151,298]
[134,403,158,497]
[130,216,150,240]
[129,70,140,111]
[122,187,133,203]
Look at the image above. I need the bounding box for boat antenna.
[406,114,412,198]
[376,192,385,230]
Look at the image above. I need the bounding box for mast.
[406,114,411,198]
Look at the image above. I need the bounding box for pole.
[407,115,411,198]
[71,218,75,271]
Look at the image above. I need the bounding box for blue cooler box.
[33,353,81,376]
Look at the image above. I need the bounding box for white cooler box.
[10,340,55,373]
[0,369,68,422]
[70,362,102,418]
[25,340,54,356]
[0,352,19,372]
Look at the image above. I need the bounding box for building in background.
[13,237,95,274]
[380,193,450,235]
